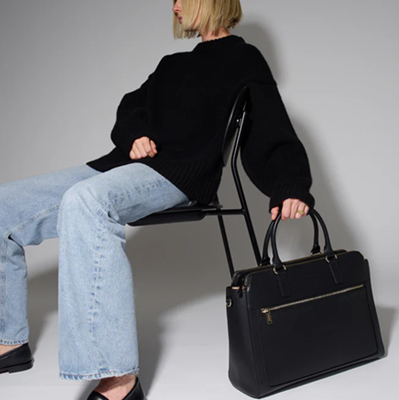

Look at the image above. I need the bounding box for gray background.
[0,1,397,399]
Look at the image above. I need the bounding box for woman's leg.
[0,165,102,347]
[56,162,190,381]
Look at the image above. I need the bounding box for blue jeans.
[0,163,192,380]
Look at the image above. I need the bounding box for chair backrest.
[220,86,250,167]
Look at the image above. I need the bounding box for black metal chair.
[127,86,261,278]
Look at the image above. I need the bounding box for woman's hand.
[130,136,158,160]
[271,198,309,221]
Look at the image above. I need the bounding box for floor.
[0,227,397,400]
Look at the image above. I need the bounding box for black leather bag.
[225,208,385,398]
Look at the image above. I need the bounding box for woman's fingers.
[142,138,156,157]
[130,147,141,159]
[150,140,157,154]
[130,137,158,159]
[282,199,295,220]
[135,141,149,158]
[271,206,279,220]
[295,201,307,219]
[270,200,310,221]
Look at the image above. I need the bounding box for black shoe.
[0,343,34,374]
[87,376,146,400]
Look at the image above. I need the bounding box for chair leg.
[241,208,262,266]
[216,214,235,278]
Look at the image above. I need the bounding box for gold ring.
[296,209,304,215]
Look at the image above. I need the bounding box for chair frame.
[128,86,262,279]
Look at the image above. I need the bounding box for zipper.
[260,284,364,325]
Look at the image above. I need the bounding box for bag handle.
[269,208,344,293]
[260,212,321,267]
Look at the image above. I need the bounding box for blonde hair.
[172,0,243,39]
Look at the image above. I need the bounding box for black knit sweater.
[86,34,315,212]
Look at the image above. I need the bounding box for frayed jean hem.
[0,339,29,345]
[59,368,140,381]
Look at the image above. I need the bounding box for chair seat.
[127,200,223,226]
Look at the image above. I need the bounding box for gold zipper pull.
[261,308,273,324]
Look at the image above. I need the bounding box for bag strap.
[269,209,344,294]
[260,212,321,266]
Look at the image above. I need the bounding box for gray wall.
[0,1,397,300]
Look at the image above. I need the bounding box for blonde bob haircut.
[173,0,243,39]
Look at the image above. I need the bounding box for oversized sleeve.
[239,46,315,213]
[110,72,153,158]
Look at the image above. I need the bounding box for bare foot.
[0,343,24,356]
[93,374,137,400]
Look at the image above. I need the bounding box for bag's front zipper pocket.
[261,284,364,325]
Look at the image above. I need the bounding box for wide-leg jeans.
[0,162,191,380]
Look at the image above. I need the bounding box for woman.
[0,0,315,399]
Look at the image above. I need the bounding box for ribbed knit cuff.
[268,183,315,213]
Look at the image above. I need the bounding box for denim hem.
[0,338,29,345]
[59,368,140,381]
